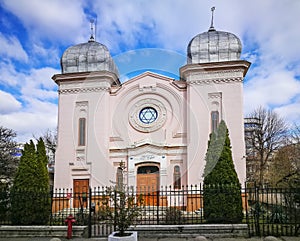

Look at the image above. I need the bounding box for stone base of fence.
[0,225,86,238]
[132,224,249,239]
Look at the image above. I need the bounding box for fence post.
[254,183,261,236]
[88,187,92,238]
[244,182,250,237]
[156,187,160,225]
[50,187,54,226]
[114,188,117,231]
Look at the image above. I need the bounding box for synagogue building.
[52,19,250,194]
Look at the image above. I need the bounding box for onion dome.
[187,7,242,64]
[61,37,119,76]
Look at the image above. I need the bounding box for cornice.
[52,70,120,86]
[180,60,251,83]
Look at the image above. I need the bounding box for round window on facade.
[139,107,158,124]
[129,98,167,132]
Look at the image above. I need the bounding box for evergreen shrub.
[203,121,243,223]
[10,139,50,225]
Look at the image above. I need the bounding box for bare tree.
[0,126,19,185]
[246,107,289,186]
[41,129,57,156]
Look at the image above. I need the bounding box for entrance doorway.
[136,165,159,206]
[73,179,89,208]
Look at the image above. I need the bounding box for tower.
[52,36,120,189]
[180,8,251,183]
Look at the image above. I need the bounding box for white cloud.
[2,0,87,43]
[21,67,58,100]
[0,92,58,143]
[244,70,300,112]
[91,0,210,52]
[1,107,57,143]
[1,0,300,140]
[0,64,58,143]
[274,101,300,125]
[31,43,60,66]
[0,61,25,86]
[0,63,58,100]
[0,90,22,114]
[0,33,28,61]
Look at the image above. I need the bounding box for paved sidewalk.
[0,237,299,241]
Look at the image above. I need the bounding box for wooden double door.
[136,165,159,206]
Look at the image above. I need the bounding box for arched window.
[211,111,219,133]
[78,118,86,146]
[173,165,181,189]
[116,167,123,190]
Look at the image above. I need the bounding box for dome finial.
[209,6,216,31]
[89,19,95,42]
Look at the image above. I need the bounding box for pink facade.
[53,26,250,190]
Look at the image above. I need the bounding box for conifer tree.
[203,120,243,223]
[11,139,50,224]
[36,138,50,189]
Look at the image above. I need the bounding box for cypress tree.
[35,138,51,223]
[203,120,243,223]
[11,139,50,224]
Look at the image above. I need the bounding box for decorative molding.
[137,154,156,161]
[71,166,89,171]
[160,168,167,175]
[76,148,86,162]
[180,60,251,81]
[76,156,85,162]
[208,92,222,99]
[172,132,187,138]
[109,136,124,142]
[58,86,109,94]
[76,101,88,107]
[76,101,88,113]
[138,86,157,92]
[189,77,243,85]
[170,159,183,164]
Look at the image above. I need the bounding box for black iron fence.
[246,185,300,237]
[0,184,299,237]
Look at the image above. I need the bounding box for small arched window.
[173,165,181,189]
[211,111,219,133]
[116,167,123,190]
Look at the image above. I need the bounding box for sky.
[0,0,300,143]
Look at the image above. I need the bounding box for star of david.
[139,107,157,124]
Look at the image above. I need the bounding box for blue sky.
[0,0,300,142]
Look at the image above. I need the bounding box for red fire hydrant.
[65,214,76,239]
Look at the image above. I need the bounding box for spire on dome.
[89,19,95,42]
[209,6,216,32]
